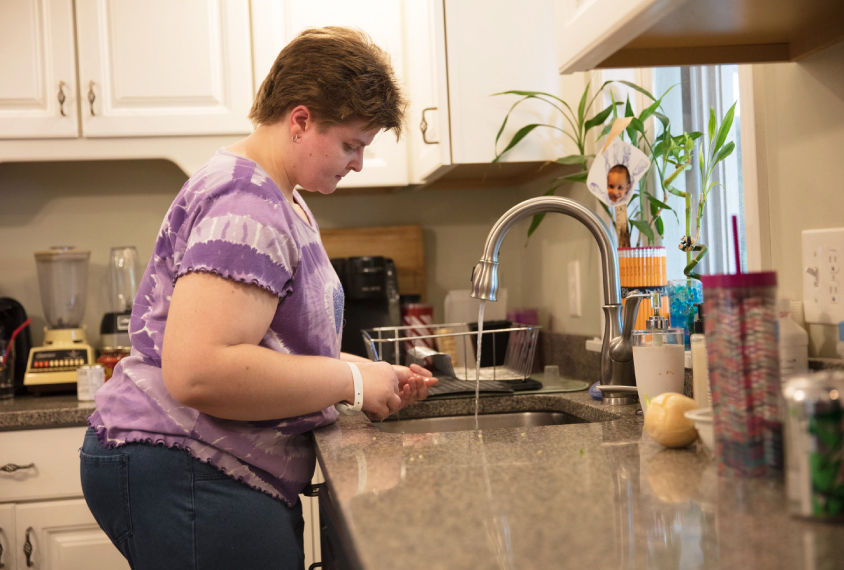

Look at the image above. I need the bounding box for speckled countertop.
[0,395,94,430]
[313,391,844,570]
[6,385,844,569]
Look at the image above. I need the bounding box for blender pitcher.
[35,247,91,329]
[100,246,140,348]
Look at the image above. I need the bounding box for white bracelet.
[335,361,363,415]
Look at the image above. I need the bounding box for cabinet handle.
[0,528,4,568]
[57,81,67,116]
[23,527,33,567]
[0,463,34,473]
[87,81,96,116]
[302,483,322,497]
[420,107,439,144]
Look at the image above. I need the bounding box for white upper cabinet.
[75,0,253,137]
[250,0,409,188]
[440,0,563,166]
[402,0,450,183]
[0,0,78,138]
[556,0,844,73]
[405,0,568,187]
[0,0,253,140]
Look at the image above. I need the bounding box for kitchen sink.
[374,411,587,434]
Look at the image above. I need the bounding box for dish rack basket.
[361,322,541,381]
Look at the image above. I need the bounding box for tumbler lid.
[700,271,777,289]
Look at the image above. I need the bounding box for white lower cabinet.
[1,426,322,569]
[14,500,129,570]
[1,503,17,569]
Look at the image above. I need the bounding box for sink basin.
[374,411,587,434]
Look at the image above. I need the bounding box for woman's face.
[607,171,631,204]
[294,120,380,195]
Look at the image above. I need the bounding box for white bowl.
[684,407,714,451]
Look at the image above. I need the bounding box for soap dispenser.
[632,292,686,415]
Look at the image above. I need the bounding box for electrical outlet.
[568,260,581,317]
[803,228,844,324]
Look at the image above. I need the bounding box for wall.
[0,159,528,348]
[754,41,844,357]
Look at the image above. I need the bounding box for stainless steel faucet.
[470,196,645,405]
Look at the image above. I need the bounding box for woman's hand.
[356,361,402,421]
[393,364,437,410]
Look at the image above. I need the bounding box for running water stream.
[474,301,486,431]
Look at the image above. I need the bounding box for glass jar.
[97,346,131,381]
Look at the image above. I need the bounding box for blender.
[24,247,95,393]
[100,246,140,348]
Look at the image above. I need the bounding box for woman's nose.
[348,147,364,172]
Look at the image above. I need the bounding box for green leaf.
[598,123,613,139]
[698,145,705,173]
[577,81,590,124]
[584,105,614,132]
[494,95,530,149]
[630,219,654,241]
[559,170,589,183]
[555,154,593,165]
[624,96,634,118]
[645,193,673,212]
[493,123,542,162]
[655,216,664,237]
[714,141,735,165]
[713,102,737,154]
[626,117,644,146]
[653,112,670,128]
[638,84,676,125]
[616,80,657,101]
[598,201,615,225]
[526,212,546,239]
[708,108,716,143]
[688,131,703,141]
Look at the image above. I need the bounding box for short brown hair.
[249,27,406,138]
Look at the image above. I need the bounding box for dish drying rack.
[361,322,540,382]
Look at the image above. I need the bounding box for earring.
[292,135,299,143]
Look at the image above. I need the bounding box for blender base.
[24,327,95,394]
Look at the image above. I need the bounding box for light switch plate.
[802,228,844,324]
[568,260,581,317]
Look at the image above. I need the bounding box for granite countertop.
[0,395,95,430]
[6,383,844,569]
[313,391,844,570]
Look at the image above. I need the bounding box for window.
[653,65,745,281]
[600,65,746,282]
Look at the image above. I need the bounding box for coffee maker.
[331,256,400,358]
[24,247,95,393]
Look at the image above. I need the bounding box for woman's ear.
[289,105,312,139]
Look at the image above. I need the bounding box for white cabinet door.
[443,0,564,165]
[555,0,687,73]
[0,427,87,503]
[403,0,451,183]
[0,0,78,138]
[74,0,253,138]
[0,504,17,569]
[15,499,129,570]
[250,0,409,188]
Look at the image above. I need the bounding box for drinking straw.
[732,215,742,274]
[1,318,31,366]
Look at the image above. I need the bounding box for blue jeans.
[80,427,305,570]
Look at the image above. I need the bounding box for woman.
[80,27,435,570]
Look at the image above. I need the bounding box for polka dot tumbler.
[701,271,781,478]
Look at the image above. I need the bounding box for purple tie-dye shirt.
[88,148,342,507]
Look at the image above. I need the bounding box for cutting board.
[320,224,426,300]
